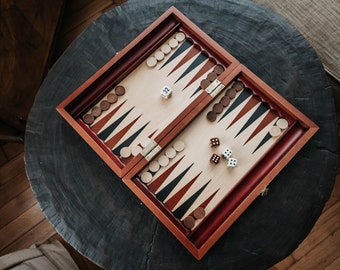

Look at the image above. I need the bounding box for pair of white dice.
[222,148,237,168]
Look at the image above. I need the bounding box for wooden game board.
[57,7,318,260]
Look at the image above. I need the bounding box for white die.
[222,148,232,159]
[161,86,172,99]
[227,158,237,168]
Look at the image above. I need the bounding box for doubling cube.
[210,137,220,147]
[161,86,172,99]
[222,148,232,159]
[227,158,237,168]
[210,154,220,164]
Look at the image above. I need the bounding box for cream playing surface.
[84,31,219,159]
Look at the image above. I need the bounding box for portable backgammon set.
[57,7,318,260]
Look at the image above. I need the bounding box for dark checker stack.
[25,0,337,269]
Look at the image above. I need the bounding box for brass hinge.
[141,139,162,161]
[205,79,225,97]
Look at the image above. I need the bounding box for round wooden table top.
[25,0,337,269]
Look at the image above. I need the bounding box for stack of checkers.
[120,145,142,158]
[206,80,244,122]
[182,206,206,230]
[269,118,289,137]
[146,31,186,68]
[82,85,126,125]
[140,140,185,184]
[119,136,153,159]
[200,64,225,90]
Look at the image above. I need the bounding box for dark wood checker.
[28,2,331,269]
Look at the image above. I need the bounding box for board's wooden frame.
[57,6,318,260]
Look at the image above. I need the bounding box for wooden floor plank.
[332,173,340,199]
[0,147,8,167]
[0,0,64,131]
[0,152,25,186]
[268,255,295,270]
[0,219,57,256]
[0,188,37,228]
[53,0,125,58]
[325,255,340,270]
[2,143,24,160]
[322,174,340,212]
[61,0,124,34]
[58,12,105,51]
[293,199,340,260]
[289,228,340,270]
[66,0,94,14]
[271,174,340,269]
[0,203,45,251]
[0,171,30,208]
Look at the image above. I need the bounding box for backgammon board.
[57,7,318,260]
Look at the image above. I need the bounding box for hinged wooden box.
[57,7,318,260]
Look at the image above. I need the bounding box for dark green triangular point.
[174,53,208,84]
[159,40,192,70]
[112,121,150,156]
[173,179,211,219]
[190,86,202,98]
[98,107,135,140]
[218,88,252,123]
[156,163,194,202]
[252,132,272,154]
[235,103,270,138]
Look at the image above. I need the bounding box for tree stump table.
[25,0,337,269]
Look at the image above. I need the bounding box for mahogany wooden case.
[56,7,318,260]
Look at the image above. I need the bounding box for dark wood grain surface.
[25,0,337,269]
[0,0,64,131]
